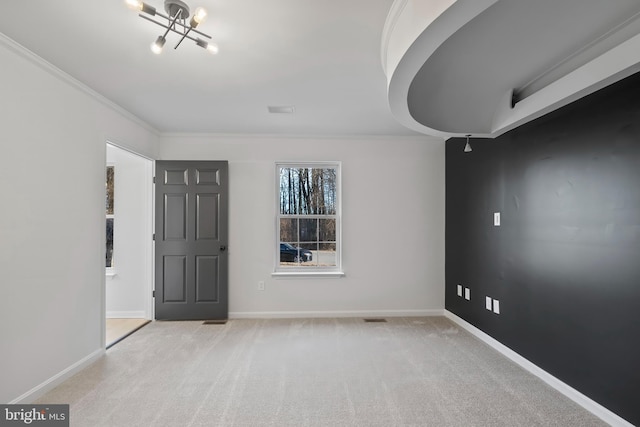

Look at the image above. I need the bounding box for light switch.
[493,300,500,314]
[464,288,470,300]
[494,212,501,226]
[457,284,463,297]
[485,296,492,310]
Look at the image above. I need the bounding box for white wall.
[0,29,444,405]
[0,37,158,403]
[160,134,446,317]
[105,145,153,319]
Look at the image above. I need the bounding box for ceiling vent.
[268,106,295,114]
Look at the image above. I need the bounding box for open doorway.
[105,143,154,347]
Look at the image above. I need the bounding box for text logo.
[0,405,68,427]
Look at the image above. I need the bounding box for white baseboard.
[229,309,445,319]
[9,348,104,404]
[106,311,146,318]
[444,310,633,427]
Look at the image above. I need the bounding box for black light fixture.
[464,134,473,153]
[126,0,219,54]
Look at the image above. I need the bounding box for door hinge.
[153,233,155,241]
[153,290,155,297]
[153,176,156,184]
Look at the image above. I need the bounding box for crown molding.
[0,32,159,136]
[159,131,441,143]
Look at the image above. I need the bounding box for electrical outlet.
[494,212,501,226]
[464,288,470,300]
[493,300,500,314]
[258,281,265,291]
[486,296,492,311]
[457,284,463,297]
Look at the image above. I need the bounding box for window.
[106,165,114,270]
[275,162,342,276]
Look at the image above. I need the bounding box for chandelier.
[126,0,219,54]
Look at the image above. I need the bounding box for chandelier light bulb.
[151,36,166,54]
[125,0,143,10]
[190,7,207,28]
[194,7,207,24]
[206,42,219,54]
[196,38,219,54]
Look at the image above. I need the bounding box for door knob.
[220,245,227,251]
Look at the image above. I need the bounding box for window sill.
[272,271,345,279]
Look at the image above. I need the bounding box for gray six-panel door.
[155,161,228,320]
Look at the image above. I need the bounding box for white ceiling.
[407,0,640,135]
[0,0,420,136]
[387,0,640,138]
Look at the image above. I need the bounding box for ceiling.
[408,0,640,135]
[0,0,420,136]
[383,0,640,139]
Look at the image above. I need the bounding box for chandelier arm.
[139,15,202,43]
[174,28,192,49]
[138,13,212,39]
[185,26,211,39]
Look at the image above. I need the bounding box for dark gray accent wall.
[446,71,640,425]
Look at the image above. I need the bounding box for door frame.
[103,141,155,349]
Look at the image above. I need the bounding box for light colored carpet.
[36,317,607,426]
[105,318,150,347]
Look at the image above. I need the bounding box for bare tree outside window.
[276,163,341,271]
[106,166,114,268]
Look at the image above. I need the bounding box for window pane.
[317,243,336,267]
[279,218,297,243]
[319,218,336,242]
[106,166,114,215]
[279,242,313,265]
[279,167,337,215]
[106,218,114,268]
[299,218,317,242]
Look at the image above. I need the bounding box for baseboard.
[9,348,104,404]
[106,311,146,318]
[444,310,633,427]
[229,309,445,319]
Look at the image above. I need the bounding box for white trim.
[229,309,444,319]
[159,132,434,141]
[105,141,155,320]
[106,139,157,162]
[145,158,155,321]
[444,311,634,427]
[271,271,345,278]
[9,349,104,404]
[106,311,147,319]
[380,0,409,74]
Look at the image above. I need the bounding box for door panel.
[196,194,219,240]
[196,256,219,302]
[155,161,228,320]
[164,194,187,240]
[163,256,187,302]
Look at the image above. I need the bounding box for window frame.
[106,164,116,276]
[273,161,344,278]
